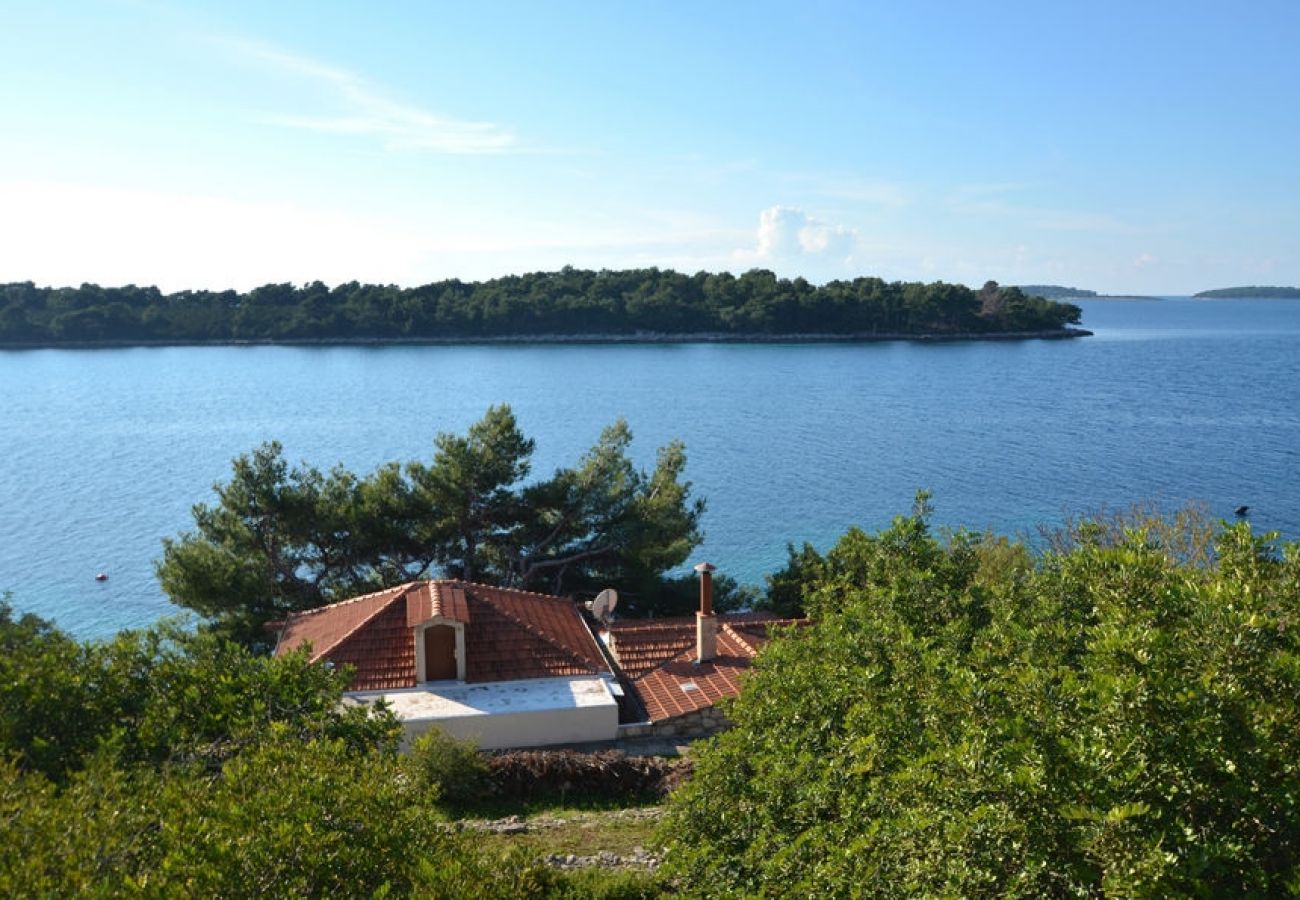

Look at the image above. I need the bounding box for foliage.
[662,501,1300,896]
[405,728,492,809]
[0,734,565,897]
[756,541,826,618]
[1039,499,1218,568]
[0,604,397,782]
[157,404,704,642]
[0,609,650,896]
[621,569,755,618]
[0,269,1083,345]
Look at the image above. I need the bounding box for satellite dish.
[590,588,619,625]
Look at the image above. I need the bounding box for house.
[273,580,621,749]
[605,563,806,738]
[273,565,805,750]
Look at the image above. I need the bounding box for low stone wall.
[619,706,729,740]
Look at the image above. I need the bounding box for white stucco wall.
[351,675,619,751]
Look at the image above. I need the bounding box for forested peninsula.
[0,268,1085,346]
[1014,283,1098,299]
[1194,285,1300,299]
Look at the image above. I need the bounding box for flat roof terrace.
[350,675,620,750]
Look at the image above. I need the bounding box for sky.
[1,0,1297,295]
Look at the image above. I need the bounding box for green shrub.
[0,607,400,782]
[663,506,1300,896]
[406,727,491,809]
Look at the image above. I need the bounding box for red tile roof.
[606,612,780,679]
[611,616,806,723]
[274,581,610,691]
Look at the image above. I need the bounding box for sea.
[2,297,1297,639]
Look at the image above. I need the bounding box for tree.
[662,504,1300,896]
[754,541,825,618]
[406,404,535,583]
[157,406,705,642]
[157,442,422,646]
[502,421,704,597]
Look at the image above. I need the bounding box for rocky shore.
[0,327,1092,351]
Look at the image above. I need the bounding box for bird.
[1234,505,1250,517]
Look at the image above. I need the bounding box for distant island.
[1193,286,1300,299]
[1016,284,1098,300]
[0,270,1087,346]
[1018,284,1159,301]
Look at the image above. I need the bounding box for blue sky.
[1,1,1297,294]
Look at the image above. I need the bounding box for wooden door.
[423,625,457,681]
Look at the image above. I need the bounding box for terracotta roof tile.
[607,612,781,679]
[462,583,607,682]
[274,584,407,663]
[273,580,610,692]
[623,616,807,723]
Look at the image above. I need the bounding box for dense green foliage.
[157,405,705,644]
[0,603,395,782]
[406,728,492,809]
[664,501,1300,896]
[0,607,661,896]
[1193,285,1300,299]
[0,269,1082,343]
[0,735,538,897]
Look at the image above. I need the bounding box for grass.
[467,803,665,860]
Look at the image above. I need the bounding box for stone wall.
[618,705,729,739]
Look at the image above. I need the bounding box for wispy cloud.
[221,38,516,154]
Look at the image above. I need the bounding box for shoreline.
[0,327,1092,350]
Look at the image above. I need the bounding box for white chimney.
[695,561,717,663]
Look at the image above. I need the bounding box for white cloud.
[221,38,516,154]
[1133,253,1158,268]
[737,206,858,275]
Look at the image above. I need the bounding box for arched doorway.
[423,624,458,681]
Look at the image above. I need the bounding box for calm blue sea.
[2,297,1298,639]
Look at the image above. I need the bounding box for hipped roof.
[274,580,610,691]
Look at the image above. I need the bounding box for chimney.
[694,561,717,663]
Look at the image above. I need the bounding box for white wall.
[401,702,618,750]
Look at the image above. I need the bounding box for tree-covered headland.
[0,269,1083,343]
[1193,285,1300,299]
[665,498,1300,896]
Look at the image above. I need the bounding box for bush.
[0,734,513,896]
[0,607,400,782]
[662,506,1300,896]
[406,727,491,808]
